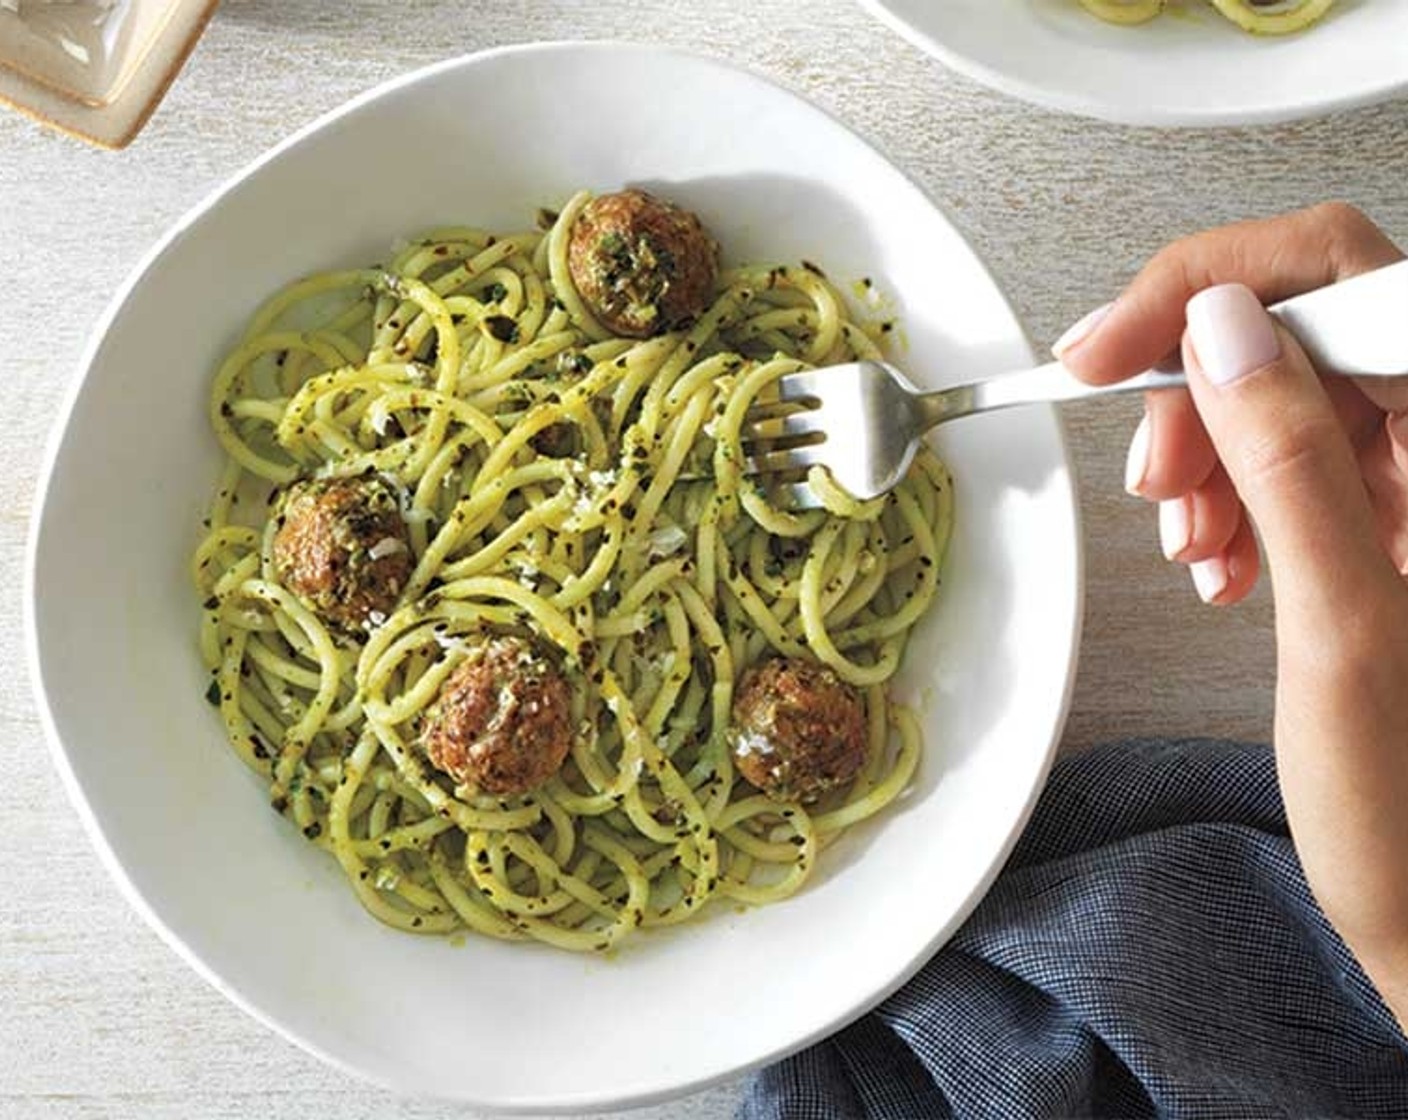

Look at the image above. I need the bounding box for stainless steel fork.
[744,259,1408,506]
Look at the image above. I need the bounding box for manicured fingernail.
[1185,284,1280,386]
[1159,497,1190,560]
[1191,555,1228,603]
[1124,412,1150,496]
[1052,302,1114,358]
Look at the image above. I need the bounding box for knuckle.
[1302,201,1400,268]
[1147,225,1254,299]
[1305,199,1371,235]
[1151,229,1218,278]
[1144,238,1213,306]
[1230,411,1344,504]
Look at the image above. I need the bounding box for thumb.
[1183,283,1400,622]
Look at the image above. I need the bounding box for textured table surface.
[2,2,1406,1117]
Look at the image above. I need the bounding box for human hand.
[1055,203,1408,1027]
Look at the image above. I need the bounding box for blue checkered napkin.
[740,739,1408,1119]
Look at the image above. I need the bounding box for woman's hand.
[1055,203,1408,1027]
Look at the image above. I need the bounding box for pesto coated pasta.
[193,191,953,951]
[1077,0,1335,33]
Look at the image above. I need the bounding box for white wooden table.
[2,3,1405,1117]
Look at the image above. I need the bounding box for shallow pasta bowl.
[25,42,1081,1110]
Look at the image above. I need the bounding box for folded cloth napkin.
[740,738,1408,1119]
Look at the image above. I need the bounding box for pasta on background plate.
[1077,0,1336,34]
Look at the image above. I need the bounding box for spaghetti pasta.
[193,191,953,951]
[1077,0,1336,33]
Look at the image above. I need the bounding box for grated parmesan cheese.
[731,730,775,759]
[434,632,472,654]
[369,537,407,561]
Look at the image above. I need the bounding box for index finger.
[1060,202,1405,386]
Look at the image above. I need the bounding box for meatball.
[728,658,868,803]
[422,635,574,796]
[271,474,412,634]
[567,189,719,338]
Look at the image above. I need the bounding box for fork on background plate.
[744,259,1408,507]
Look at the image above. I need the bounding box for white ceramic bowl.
[861,0,1408,127]
[27,43,1081,1111]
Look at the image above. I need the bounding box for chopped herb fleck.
[481,315,520,343]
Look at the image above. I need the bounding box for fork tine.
[744,446,828,475]
[742,410,824,442]
[773,370,830,403]
[676,467,821,509]
[775,481,823,511]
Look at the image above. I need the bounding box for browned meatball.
[422,635,574,796]
[728,658,868,803]
[271,474,412,634]
[567,189,719,338]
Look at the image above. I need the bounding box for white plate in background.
[860,0,1408,127]
[27,42,1082,1110]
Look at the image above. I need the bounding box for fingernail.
[1185,284,1280,387]
[1052,302,1114,358]
[1190,555,1228,603]
[1124,412,1150,496]
[1159,497,1190,560]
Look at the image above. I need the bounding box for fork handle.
[953,258,1408,419]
